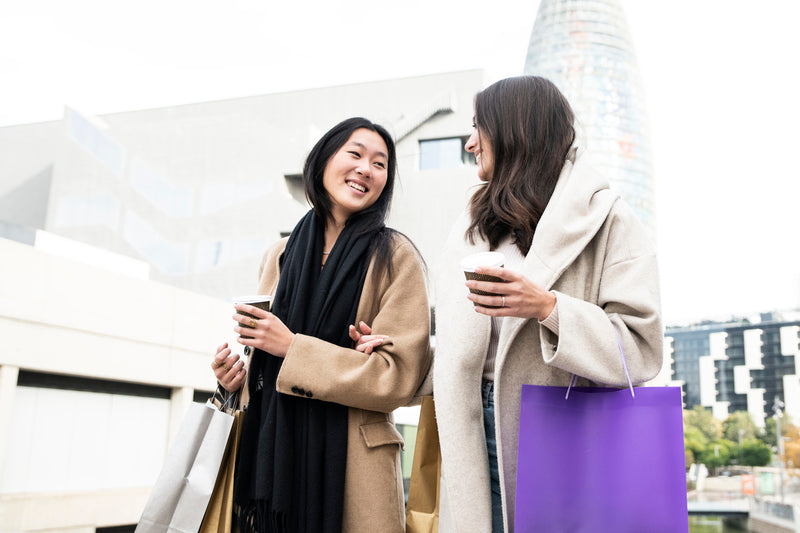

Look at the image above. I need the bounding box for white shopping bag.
[135,399,235,533]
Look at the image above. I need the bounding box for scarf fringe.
[236,501,290,533]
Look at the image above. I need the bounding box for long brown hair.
[466,76,576,255]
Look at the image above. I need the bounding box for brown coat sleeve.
[274,234,432,413]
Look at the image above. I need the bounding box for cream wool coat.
[433,149,664,533]
[252,232,431,533]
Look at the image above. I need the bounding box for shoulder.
[385,229,423,263]
[374,229,427,287]
[602,198,657,260]
[258,237,290,279]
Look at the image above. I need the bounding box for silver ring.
[502,296,506,307]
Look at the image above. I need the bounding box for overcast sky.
[1,0,799,325]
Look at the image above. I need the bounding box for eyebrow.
[350,141,388,160]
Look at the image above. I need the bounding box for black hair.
[302,117,407,282]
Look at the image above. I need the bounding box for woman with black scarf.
[211,117,432,533]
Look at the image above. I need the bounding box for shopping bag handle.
[565,324,634,399]
[212,383,241,411]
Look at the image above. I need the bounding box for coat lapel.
[496,150,618,365]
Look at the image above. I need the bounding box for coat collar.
[443,148,619,355]
[450,149,617,285]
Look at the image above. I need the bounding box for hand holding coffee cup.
[232,295,296,358]
[461,252,507,308]
[232,295,272,340]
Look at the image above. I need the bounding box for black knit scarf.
[234,210,380,533]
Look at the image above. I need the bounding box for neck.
[324,217,346,252]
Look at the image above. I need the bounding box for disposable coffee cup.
[461,252,505,308]
[232,295,272,339]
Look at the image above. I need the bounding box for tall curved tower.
[524,0,656,237]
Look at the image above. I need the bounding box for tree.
[683,426,707,465]
[739,438,772,467]
[761,413,796,448]
[782,422,800,468]
[684,406,723,442]
[682,408,775,472]
[723,411,758,443]
[697,440,734,470]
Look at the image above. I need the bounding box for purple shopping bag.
[514,385,688,533]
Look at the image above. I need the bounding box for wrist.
[278,333,296,358]
[539,291,557,321]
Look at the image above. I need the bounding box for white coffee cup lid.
[231,295,273,304]
[460,251,505,272]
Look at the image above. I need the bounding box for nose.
[356,163,371,177]
[465,130,478,153]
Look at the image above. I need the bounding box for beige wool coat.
[251,232,431,533]
[433,149,664,532]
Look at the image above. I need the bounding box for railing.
[687,499,749,517]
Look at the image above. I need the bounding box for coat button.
[291,386,299,394]
[305,391,313,398]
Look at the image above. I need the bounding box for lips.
[347,180,368,193]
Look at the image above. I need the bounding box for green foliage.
[697,440,734,470]
[684,426,707,457]
[761,413,796,447]
[683,408,775,471]
[723,411,758,442]
[762,417,777,446]
[684,405,722,442]
[739,439,772,467]
[685,448,695,468]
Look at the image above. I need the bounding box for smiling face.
[322,128,389,225]
[465,122,494,182]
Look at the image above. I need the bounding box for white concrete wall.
[699,355,717,408]
[33,70,487,302]
[781,325,800,424]
[0,236,234,531]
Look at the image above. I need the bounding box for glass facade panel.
[123,210,188,275]
[195,237,268,272]
[130,158,193,218]
[199,181,274,216]
[419,138,468,171]
[1,386,169,492]
[524,0,655,238]
[66,108,125,175]
[54,194,120,230]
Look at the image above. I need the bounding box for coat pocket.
[359,420,405,450]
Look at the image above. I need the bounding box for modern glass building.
[0,71,485,303]
[665,313,800,427]
[524,0,656,237]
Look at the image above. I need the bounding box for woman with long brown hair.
[432,76,663,532]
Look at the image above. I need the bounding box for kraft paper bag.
[200,407,245,533]
[514,385,689,533]
[405,395,441,533]
[136,400,235,533]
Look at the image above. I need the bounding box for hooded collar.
[439,148,619,353]
[498,147,618,346]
